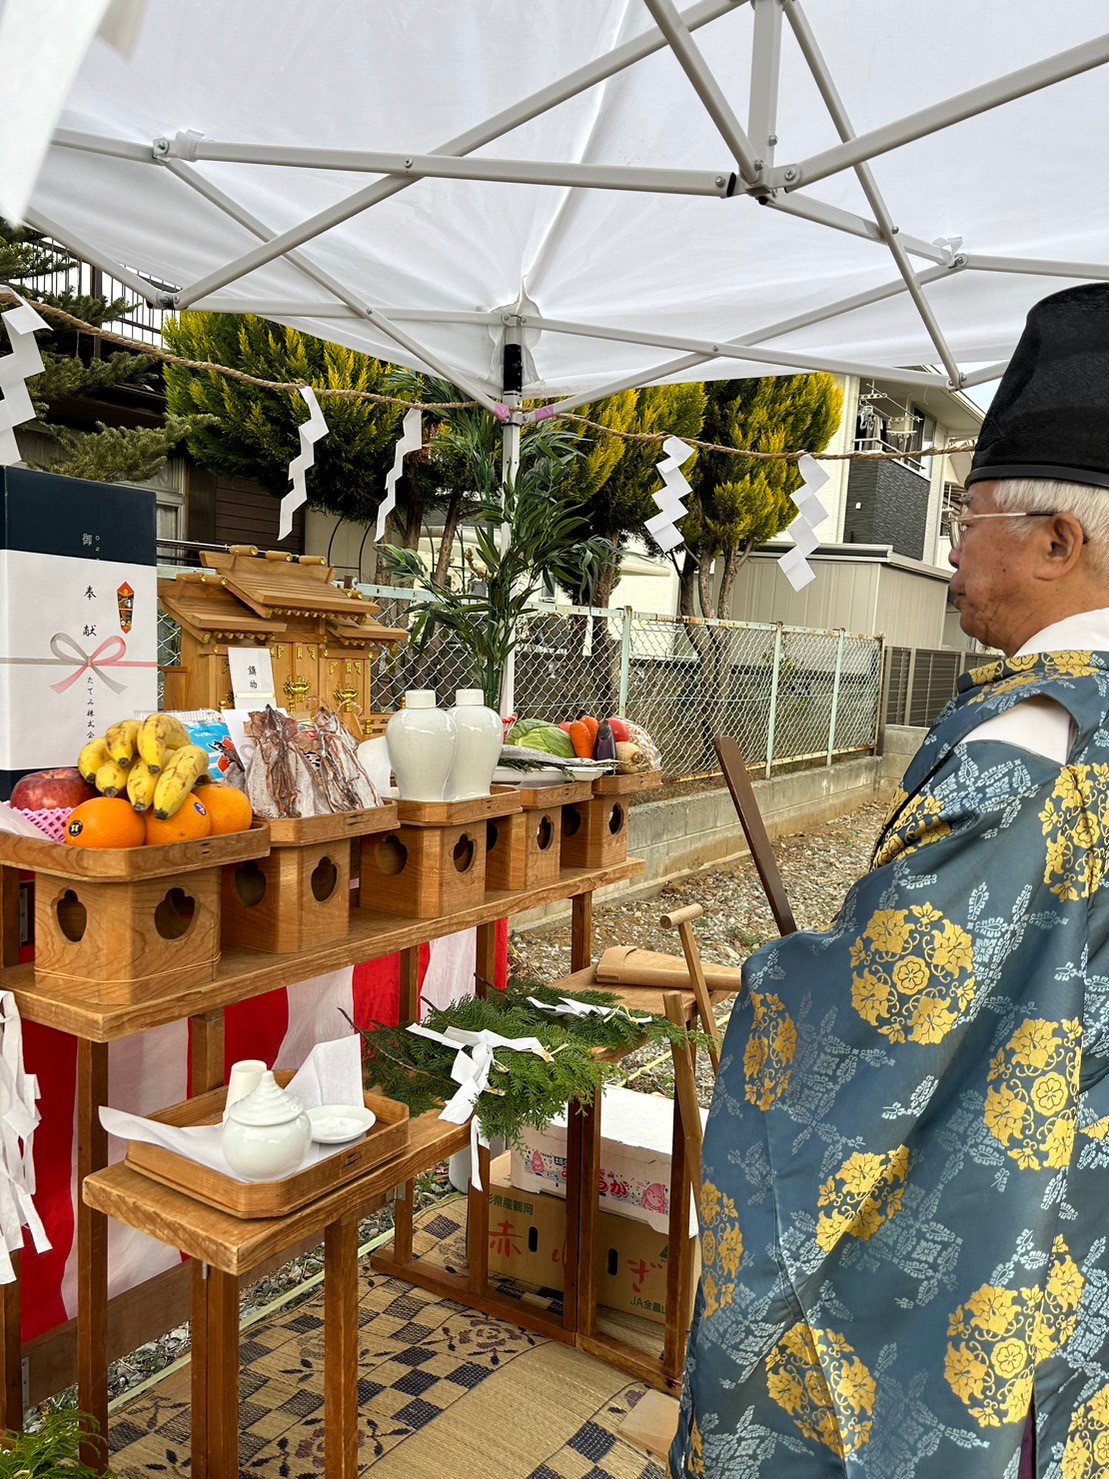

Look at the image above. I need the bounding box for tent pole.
[498,328,523,718]
[644,0,762,184]
[161,158,502,412]
[962,254,1109,281]
[522,264,957,423]
[766,34,1109,192]
[765,192,948,263]
[748,0,784,165]
[782,1,963,387]
[22,208,169,305]
[167,0,738,308]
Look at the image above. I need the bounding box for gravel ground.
[37,795,885,1425]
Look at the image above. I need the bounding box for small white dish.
[307,1104,376,1144]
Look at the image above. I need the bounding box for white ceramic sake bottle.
[385,690,456,802]
[446,688,503,800]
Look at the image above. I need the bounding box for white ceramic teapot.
[221,1070,312,1180]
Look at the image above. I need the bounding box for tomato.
[606,716,631,743]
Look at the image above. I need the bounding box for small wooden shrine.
[159,547,407,736]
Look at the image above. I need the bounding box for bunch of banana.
[137,714,190,774]
[152,745,212,820]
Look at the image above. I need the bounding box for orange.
[65,797,145,849]
[199,783,253,835]
[143,795,212,846]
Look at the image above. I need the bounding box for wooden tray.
[0,821,270,881]
[396,793,521,827]
[266,802,398,846]
[125,1072,409,1218]
[493,779,594,809]
[591,770,663,796]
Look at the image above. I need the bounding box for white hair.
[989,477,1109,579]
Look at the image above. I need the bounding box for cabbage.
[505,718,576,758]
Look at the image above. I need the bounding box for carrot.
[577,714,599,745]
[568,719,595,759]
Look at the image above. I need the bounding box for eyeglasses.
[948,510,1055,553]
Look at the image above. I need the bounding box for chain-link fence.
[356,586,883,780]
[155,577,883,779]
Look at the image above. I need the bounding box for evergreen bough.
[348,981,705,1147]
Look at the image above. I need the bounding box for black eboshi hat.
[967,281,1109,491]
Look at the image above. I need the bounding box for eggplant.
[592,718,617,762]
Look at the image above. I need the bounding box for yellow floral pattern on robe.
[967,651,1098,691]
[743,991,797,1110]
[815,1145,910,1252]
[850,903,975,1045]
[873,791,952,869]
[1062,1384,1109,1478]
[945,1237,1085,1428]
[1040,764,1109,901]
[765,1323,877,1457]
[984,1018,1081,1170]
[699,1179,743,1319]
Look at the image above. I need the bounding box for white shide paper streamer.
[0,289,49,465]
[376,407,423,542]
[0,991,50,1282]
[645,435,695,554]
[408,1021,550,1190]
[777,454,831,592]
[278,385,329,540]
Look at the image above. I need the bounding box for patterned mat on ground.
[107,1197,668,1478]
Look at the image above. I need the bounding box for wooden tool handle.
[714,734,797,937]
[659,903,704,929]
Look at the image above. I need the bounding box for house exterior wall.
[726,552,881,634]
[842,457,931,558]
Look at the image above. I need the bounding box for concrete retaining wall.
[513,748,919,934]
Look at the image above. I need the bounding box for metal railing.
[356,586,884,780]
[155,577,885,779]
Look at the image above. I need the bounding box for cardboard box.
[0,468,158,798]
[509,1084,704,1235]
[485,1153,694,1325]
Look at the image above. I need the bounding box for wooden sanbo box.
[360,794,519,919]
[560,796,630,869]
[0,827,270,1004]
[222,807,397,953]
[486,780,591,892]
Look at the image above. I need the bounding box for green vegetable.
[505,718,576,758]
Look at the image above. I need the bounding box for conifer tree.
[1,223,199,482]
[163,311,403,542]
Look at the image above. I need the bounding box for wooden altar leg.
[393,1181,414,1264]
[325,1214,359,1479]
[663,1030,695,1382]
[567,1095,600,1338]
[190,1009,225,1096]
[0,1249,21,1430]
[77,1039,109,1470]
[196,1266,239,1479]
[398,946,420,1024]
[571,892,593,973]
[474,921,498,999]
[466,1144,491,1294]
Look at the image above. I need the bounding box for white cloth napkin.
[0,991,50,1281]
[100,1034,366,1183]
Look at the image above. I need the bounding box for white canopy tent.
[3,0,1108,415]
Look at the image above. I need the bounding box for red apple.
[606,717,631,744]
[10,768,96,812]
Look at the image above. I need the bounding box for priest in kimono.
[672,283,1109,1478]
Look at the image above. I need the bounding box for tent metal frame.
[32,0,1109,409]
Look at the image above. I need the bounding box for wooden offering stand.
[360,793,522,918]
[0,826,269,1004]
[488,779,592,891]
[124,1072,410,1218]
[221,804,398,953]
[158,547,407,737]
[560,769,662,870]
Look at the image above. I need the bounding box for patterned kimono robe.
[671,651,1109,1479]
